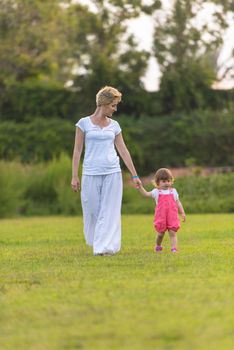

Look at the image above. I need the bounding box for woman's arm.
[115,132,141,187]
[71,127,84,192]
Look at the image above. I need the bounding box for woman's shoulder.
[110,118,120,126]
[76,116,90,123]
[75,116,90,126]
[110,118,122,133]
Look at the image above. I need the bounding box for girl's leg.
[155,232,165,251]
[156,232,165,246]
[168,230,178,251]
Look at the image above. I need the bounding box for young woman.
[71,86,141,256]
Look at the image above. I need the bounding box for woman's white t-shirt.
[151,188,179,204]
[76,116,122,175]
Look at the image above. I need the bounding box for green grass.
[0,215,234,350]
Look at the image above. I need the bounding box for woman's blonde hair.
[153,168,174,187]
[96,86,122,106]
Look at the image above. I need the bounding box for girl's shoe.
[155,246,163,252]
[171,248,178,253]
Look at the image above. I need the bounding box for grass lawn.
[0,214,234,350]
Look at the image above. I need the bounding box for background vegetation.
[1,3,234,348]
[0,0,234,217]
[1,155,234,218]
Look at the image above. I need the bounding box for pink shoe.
[155,246,163,252]
[171,248,178,253]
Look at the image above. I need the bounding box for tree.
[0,0,70,87]
[62,0,161,115]
[153,0,231,112]
[0,0,161,117]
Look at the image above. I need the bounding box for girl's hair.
[153,168,174,186]
[96,86,122,106]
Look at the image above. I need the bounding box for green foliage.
[122,173,234,215]
[158,60,216,112]
[0,0,154,110]
[23,154,82,216]
[0,0,68,86]
[68,1,153,112]
[0,0,233,117]
[153,0,229,69]
[0,156,82,217]
[0,161,25,217]
[0,158,233,217]
[0,82,75,122]
[153,0,231,112]
[1,80,233,125]
[0,82,161,123]
[176,174,234,213]
[0,109,234,171]
[119,110,234,174]
[0,118,74,162]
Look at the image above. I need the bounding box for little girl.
[138,168,186,252]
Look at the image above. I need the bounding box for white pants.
[81,172,123,255]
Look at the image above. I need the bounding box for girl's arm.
[115,132,141,187]
[177,200,186,221]
[138,185,152,198]
[71,127,84,191]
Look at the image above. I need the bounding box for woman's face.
[102,98,119,117]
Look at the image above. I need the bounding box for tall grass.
[0,161,25,217]
[0,157,234,217]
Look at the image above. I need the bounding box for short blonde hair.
[153,168,174,186]
[96,86,122,106]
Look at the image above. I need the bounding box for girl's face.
[102,98,119,117]
[158,179,172,190]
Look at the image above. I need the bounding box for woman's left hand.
[132,177,142,189]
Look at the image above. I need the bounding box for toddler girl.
[138,168,186,252]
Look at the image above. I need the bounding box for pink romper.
[153,189,180,233]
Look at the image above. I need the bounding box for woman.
[71,86,141,256]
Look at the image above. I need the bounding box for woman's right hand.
[71,177,80,192]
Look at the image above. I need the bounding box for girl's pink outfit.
[154,189,180,233]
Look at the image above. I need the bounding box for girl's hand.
[71,177,80,192]
[181,213,186,222]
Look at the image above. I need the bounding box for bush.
[23,154,82,216]
[1,82,233,123]
[0,82,76,122]
[0,161,25,217]
[0,118,75,163]
[0,158,233,217]
[0,110,234,172]
[118,110,234,175]
[175,174,234,213]
[122,173,234,215]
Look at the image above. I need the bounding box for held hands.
[71,177,80,192]
[131,175,142,189]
